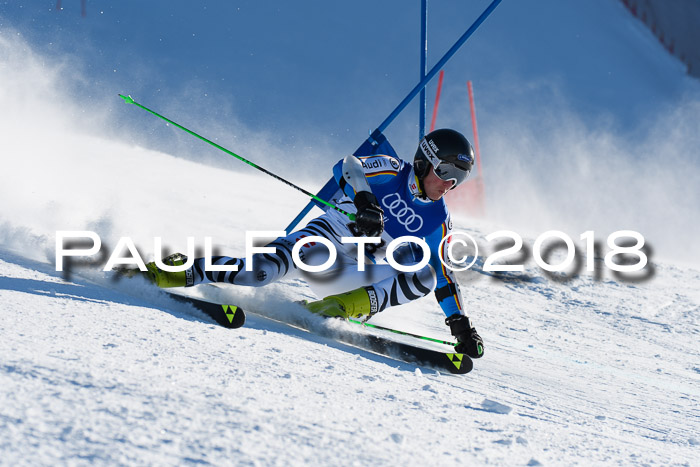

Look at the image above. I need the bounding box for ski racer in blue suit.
[147,129,484,359]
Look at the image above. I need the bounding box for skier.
[147,129,484,359]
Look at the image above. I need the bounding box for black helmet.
[413,129,475,189]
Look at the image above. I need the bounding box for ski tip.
[221,304,246,329]
[119,94,135,105]
[446,353,474,374]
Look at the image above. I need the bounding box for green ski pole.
[347,318,458,347]
[119,94,355,222]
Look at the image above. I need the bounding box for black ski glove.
[353,191,384,237]
[446,315,484,358]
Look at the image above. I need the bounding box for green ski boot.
[305,287,374,319]
[145,253,190,288]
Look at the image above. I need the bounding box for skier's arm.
[332,156,383,237]
[331,154,403,200]
[425,220,484,358]
[424,220,464,318]
[337,155,372,197]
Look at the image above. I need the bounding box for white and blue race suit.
[187,154,466,319]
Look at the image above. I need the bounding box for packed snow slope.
[2,149,700,464]
[2,1,700,465]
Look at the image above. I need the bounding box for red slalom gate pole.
[467,81,482,178]
[467,80,485,216]
[429,70,445,132]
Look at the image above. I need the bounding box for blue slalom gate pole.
[376,0,502,135]
[285,0,503,232]
[419,0,428,140]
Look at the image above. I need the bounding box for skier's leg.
[306,264,437,318]
[188,235,297,287]
[366,261,437,313]
[306,244,438,318]
[146,217,344,288]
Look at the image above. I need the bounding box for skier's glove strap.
[446,315,484,359]
[353,191,384,237]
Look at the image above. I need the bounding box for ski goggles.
[433,161,470,187]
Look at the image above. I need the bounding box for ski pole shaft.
[118,94,355,222]
[347,319,457,347]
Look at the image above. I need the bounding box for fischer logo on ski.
[221,305,238,324]
[447,353,465,370]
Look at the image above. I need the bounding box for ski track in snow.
[1,211,699,465]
